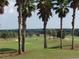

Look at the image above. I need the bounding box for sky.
[0,0,79,30]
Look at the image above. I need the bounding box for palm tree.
[15,0,24,54]
[70,0,79,49]
[16,0,35,54]
[0,0,8,14]
[53,0,70,49]
[37,0,53,48]
[21,0,35,52]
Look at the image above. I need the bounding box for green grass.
[0,36,79,59]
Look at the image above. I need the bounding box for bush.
[74,29,79,36]
[0,31,17,39]
[47,30,52,36]
[9,32,17,38]
[57,30,65,39]
[0,32,9,39]
[35,33,40,37]
[28,33,33,37]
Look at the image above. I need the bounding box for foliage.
[57,30,65,39]
[27,33,33,37]
[47,29,57,36]
[23,0,35,17]
[70,0,79,9]
[74,29,79,36]
[15,0,35,18]
[37,0,53,22]
[53,0,70,18]
[0,32,8,39]
[35,33,40,37]
[0,0,8,14]
[0,31,17,39]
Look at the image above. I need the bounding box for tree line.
[0,29,79,39]
[0,0,79,54]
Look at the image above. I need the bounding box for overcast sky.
[0,0,79,30]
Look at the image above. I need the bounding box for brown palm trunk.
[22,18,26,52]
[44,21,47,48]
[18,19,21,54]
[18,1,23,54]
[60,17,63,49]
[71,8,76,49]
[71,0,76,49]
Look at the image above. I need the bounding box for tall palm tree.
[53,0,70,49]
[0,0,8,14]
[70,0,79,49]
[16,0,35,53]
[37,0,53,48]
[21,0,35,52]
[15,0,24,54]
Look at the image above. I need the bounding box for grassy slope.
[0,36,79,59]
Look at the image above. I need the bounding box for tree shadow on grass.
[48,46,60,49]
[48,45,72,49]
[0,48,17,54]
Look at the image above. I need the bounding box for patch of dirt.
[0,51,18,58]
[63,44,79,50]
[0,51,27,58]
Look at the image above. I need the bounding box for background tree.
[47,29,53,40]
[57,30,65,39]
[15,0,24,54]
[70,0,79,49]
[37,0,53,48]
[53,0,70,49]
[16,0,35,53]
[21,0,35,52]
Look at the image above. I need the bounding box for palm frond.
[37,0,53,22]
[54,0,69,18]
[0,0,9,14]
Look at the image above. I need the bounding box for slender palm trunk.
[44,21,47,48]
[18,19,21,54]
[22,18,26,52]
[60,17,63,49]
[71,8,76,49]
[18,17,23,54]
[18,1,23,54]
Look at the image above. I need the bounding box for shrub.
[57,30,65,39]
[36,33,40,37]
[0,32,9,39]
[0,31,17,39]
[28,33,33,37]
[74,29,79,36]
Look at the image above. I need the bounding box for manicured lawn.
[0,36,79,59]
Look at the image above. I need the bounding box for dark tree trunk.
[18,1,23,54]
[44,21,47,48]
[60,17,63,49]
[18,19,21,54]
[71,0,76,49]
[22,18,26,52]
[71,8,76,49]
[18,17,23,54]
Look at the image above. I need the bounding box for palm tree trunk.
[71,8,76,49]
[18,21,21,54]
[44,21,47,48]
[18,17,22,54]
[22,18,26,52]
[60,17,63,49]
[18,1,23,54]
